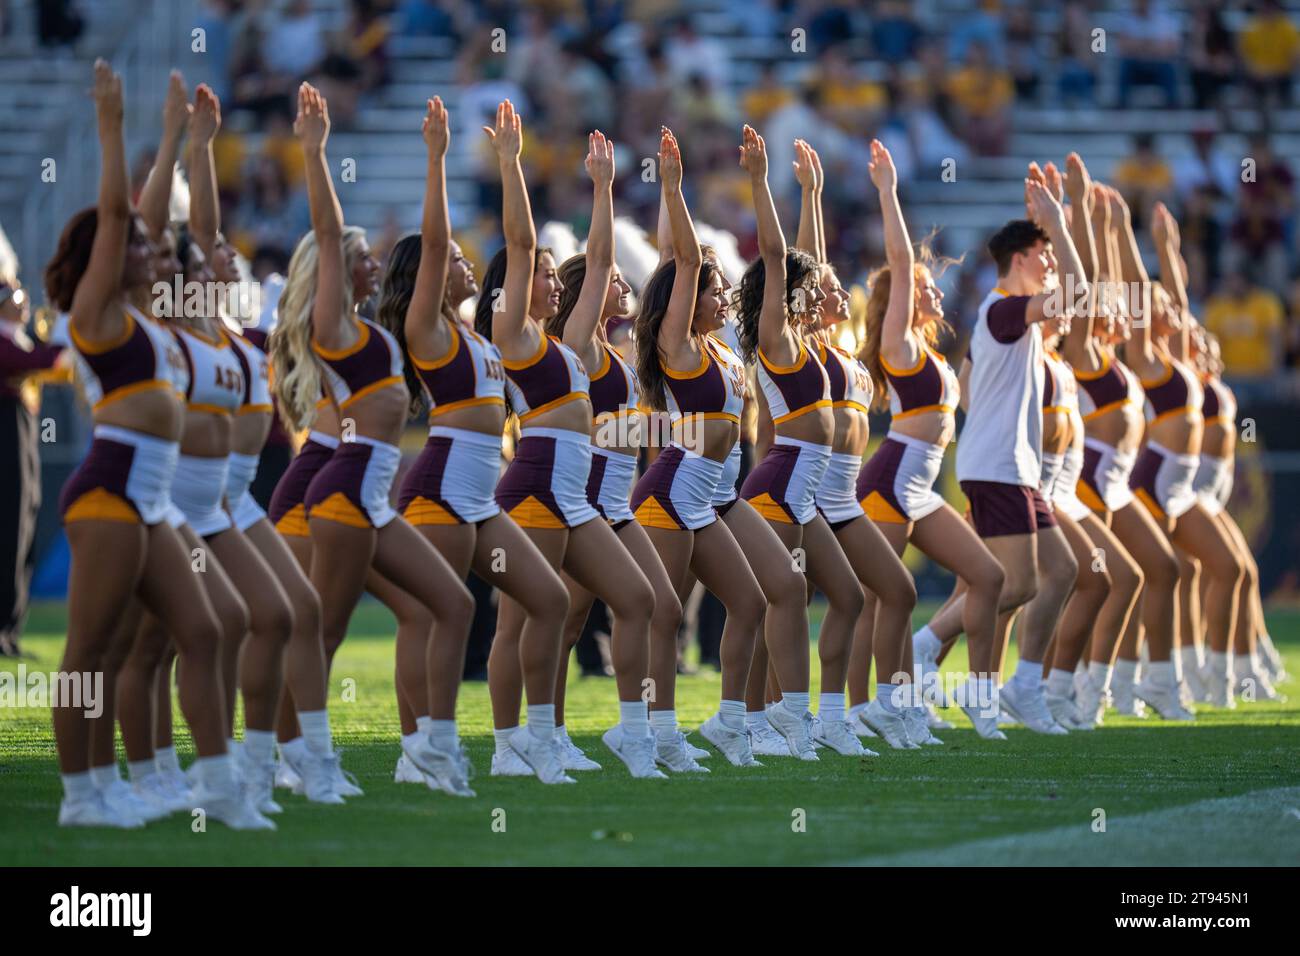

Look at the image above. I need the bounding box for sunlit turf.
[2,602,1297,866]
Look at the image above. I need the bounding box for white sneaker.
[811,715,875,756]
[1075,677,1106,729]
[490,747,534,777]
[1234,664,1282,703]
[903,707,944,745]
[1135,679,1196,721]
[745,717,789,756]
[699,713,762,766]
[158,767,194,805]
[925,704,954,730]
[1111,676,1147,717]
[190,781,277,831]
[956,681,1007,740]
[508,727,575,784]
[240,758,284,814]
[862,698,918,750]
[1181,663,1207,702]
[999,680,1068,735]
[602,726,668,779]
[766,702,819,761]
[394,753,426,784]
[1045,692,1090,731]
[847,706,879,738]
[101,777,169,823]
[1257,634,1287,684]
[274,755,302,791]
[281,747,346,804]
[1200,665,1235,709]
[322,751,363,797]
[59,791,144,829]
[681,733,711,760]
[134,773,191,814]
[402,734,476,797]
[555,729,602,771]
[653,731,710,772]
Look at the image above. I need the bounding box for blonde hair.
[269,226,368,430]
[861,243,958,409]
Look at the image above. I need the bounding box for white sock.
[913,624,942,661]
[429,719,457,748]
[154,746,180,773]
[650,709,677,739]
[401,729,424,751]
[1147,660,1174,687]
[1087,661,1112,690]
[783,691,810,714]
[1179,645,1203,675]
[194,754,236,791]
[493,727,517,757]
[1013,658,1042,690]
[526,704,555,742]
[1046,668,1074,697]
[415,715,434,735]
[89,764,118,790]
[877,683,902,714]
[279,736,307,763]
[1209,650,1229,677]
[619,700,648,739]
[553,723,568,740]
[127,758,158,783]
[1114,658,1138,686]
[298,710,333,755]
[719,699,745,730]
[745,710,766,729]
[819,692,845,723]
[62,770,97,802]
[243,729,275,766]
[848,700,868,718]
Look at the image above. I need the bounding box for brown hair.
[44,207,102,313]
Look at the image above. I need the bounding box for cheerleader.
[852,141,1007,743]
[375,96,570,792]
[538,131,690,772]
[48,62,250,829]
[267,83,476,795]
[474,101,657,783]
[630,127,768,767]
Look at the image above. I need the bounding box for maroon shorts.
[268,437,337,536]
[960,480,1056,538]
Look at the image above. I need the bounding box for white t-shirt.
[955,287,1044,487]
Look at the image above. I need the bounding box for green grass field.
[3,602,1298,866]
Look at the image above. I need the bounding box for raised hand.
[1025,177,1064,229]
[294,82,330,152]
[482,99,522,160]
[92,58,123,128]
[867,138,896,192]
[1064,152,1091,204]
[422,95,449,157]
[190,83,221,145]
[1043,161,1064,203]
[659,126,682,192]
[586,129,614,188]
[809,142,824,193]
[162,70,192,138]
[738,124,767,178]
[793,139,816,190]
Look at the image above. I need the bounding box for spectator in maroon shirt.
[0,279,67,656]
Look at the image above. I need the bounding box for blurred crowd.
[158,0,1300,385]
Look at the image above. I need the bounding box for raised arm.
[1108,186,1153,356]
[659,127,703,349]
[1150,202,1191,359]
[870,139,919,368]
[138,71,191,241]
[740,124,792,361]
[406,96,451,357]
[1024,177,1089,326]
[810,145,826,263]
[1062,153,1097,354]
[562,130,616,359]
[187,84,222,260]
[296,83,350,350]
[69,60,131,340]
[484,99,536,352]
[793,139,819,258]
